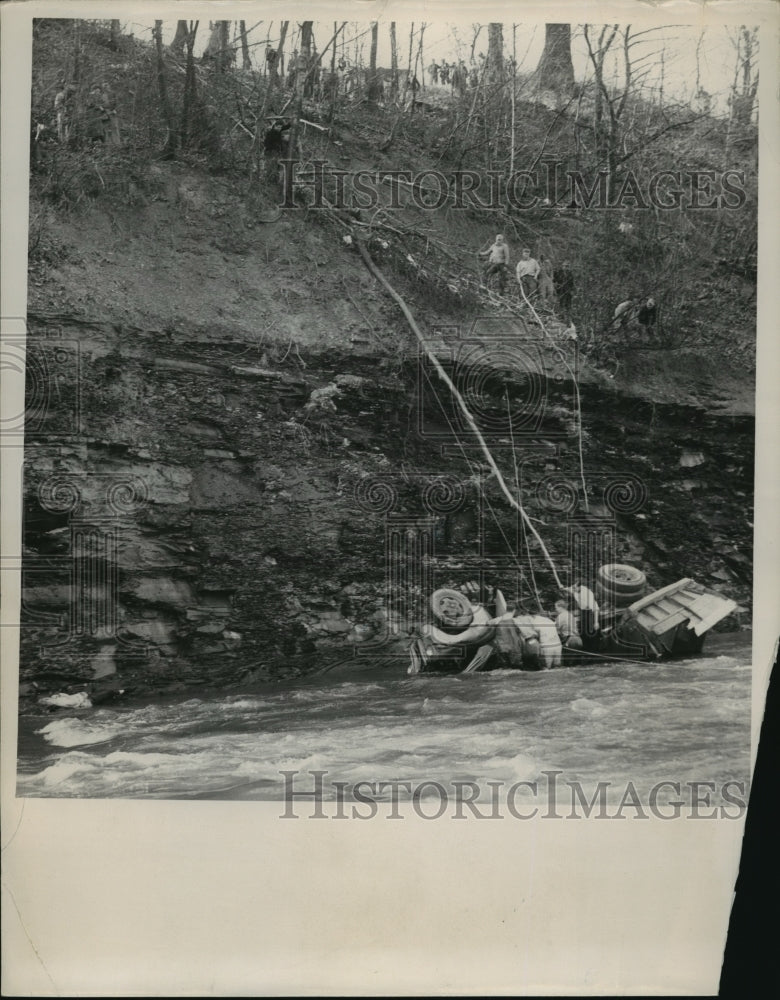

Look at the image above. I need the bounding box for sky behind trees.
[115,17,757,115]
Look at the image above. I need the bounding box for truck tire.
[428,605,495,647]
[597,563,647,596]
[430,588,473,628]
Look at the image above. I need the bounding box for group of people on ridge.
[427,60,472,94]
[49,81,120,146]
[477,234,574,319]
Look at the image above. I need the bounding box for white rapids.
[16,651,751,803]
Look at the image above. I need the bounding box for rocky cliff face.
[20,313,420,699]
[19,172,754,706]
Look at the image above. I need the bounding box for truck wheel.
[430,588,473,628]
[597,563,647,596]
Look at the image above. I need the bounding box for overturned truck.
[408,565,737,675]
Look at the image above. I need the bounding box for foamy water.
[16,653,751,802]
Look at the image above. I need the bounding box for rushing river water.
[16,640,752,808]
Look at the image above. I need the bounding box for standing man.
[479,234,510,294]
[637,297,657,330]
[516,248,541,301]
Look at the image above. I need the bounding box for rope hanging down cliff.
[353,237,565,592]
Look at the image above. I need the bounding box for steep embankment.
[20,163,754,706]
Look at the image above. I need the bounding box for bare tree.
[389,22,399,101]
[583,24,622,193]
[509,24,517,175]
[582,23,708,198]
[401,23,415,108]
[72,19,83,85]
[203,21,233,72]
[170,20,188,58]
[419,23,425,92]
[269,20,288,87]
[412,24,427,100]
[239,20,251,70]
[730,26,759,125]
[181,21,199,147]
[486,23,504,87]
[535,24,574,94]
[367,21,381,101]
[219,20,232,72]
[153,20,177,158]
[470,24,482,65]
[300,21,314,97]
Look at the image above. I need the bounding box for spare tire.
[430,588,474,629]
[597,563,647,595]
[428,605,495,647]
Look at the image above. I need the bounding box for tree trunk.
[300,21,314,97]
[170,20,188,58]
[509,25,517,175]
[204,22,219,62]
[219,21,231,72]
[367,22,380,101]
[181,21,199,148]
[583,25,618,184]
[402,23,415,108]
[732,27,758,125]
[470,25,482,65]
[269,20,288,87]
[486,23,504,87]
[72,19,82,84]
[284,23,311,202]
[419,23,425,92]
[416,24,426,93]
[536,23,574,94]
[389,22,399,100]
[328,21,339,122]
[153,20,177,158]
[204,21,232,72]
[239,20,251,70]
[109,19,121,52]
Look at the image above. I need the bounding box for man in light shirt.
[515,248,541,301]
[478,233,510,294]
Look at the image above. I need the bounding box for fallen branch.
[300,118,329,132]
